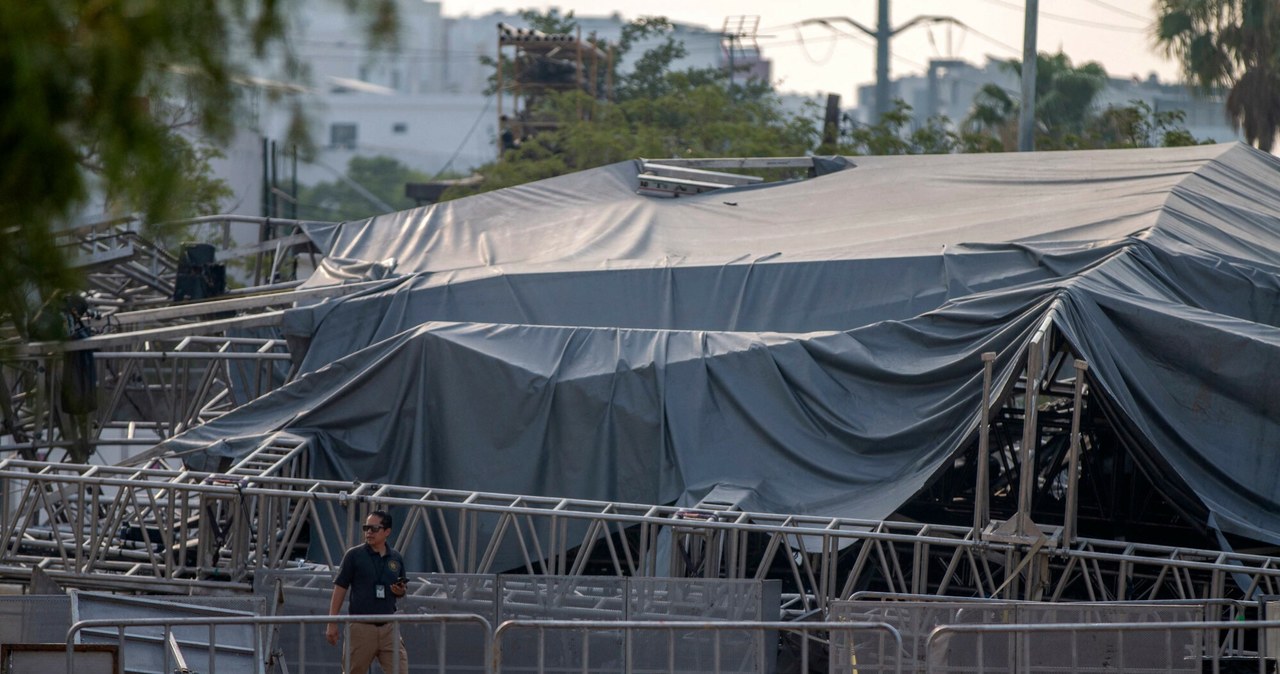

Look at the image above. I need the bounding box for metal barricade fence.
[491,620,904,674]
[924,620,1280,674]
[832,598,1214,672]
[65,613,492,674]
[66,612,1280,673]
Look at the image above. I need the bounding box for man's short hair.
[370,510,393,529]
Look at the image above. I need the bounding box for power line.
[791,26,840,65]
[952,22,1022,55]
[782,23,931,72]
[1079,0,1150,23]
[977,0,1147,33]
[430,95,494,180]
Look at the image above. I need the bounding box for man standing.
[326,510,409,674]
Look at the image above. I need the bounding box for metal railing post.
[1063,359,1088,548]
[492,620,903,674]
[925,619,1280,674]
[1016,339,1043,537]
[975,352,996,536]
[66,613,491,674]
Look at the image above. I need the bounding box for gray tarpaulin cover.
[163,143,1280,552]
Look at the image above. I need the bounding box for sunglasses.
[361,525,386,532]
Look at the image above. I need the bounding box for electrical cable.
[1079,0,1150,23]
[793,26,839,65]
[954,22,1022,55]
[430,95,494,181]
[977,0,1147,32]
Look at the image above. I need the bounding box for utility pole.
[1017,0,1039,152]
[722,16,761,92]
[800,10,961,123]
[875,0,890,120]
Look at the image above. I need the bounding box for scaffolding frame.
[495,22,610,155]
[1,456,1277,607]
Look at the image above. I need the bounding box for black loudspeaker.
[179,242,217,267]
[174,243,227,301]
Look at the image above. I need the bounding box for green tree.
[137,135,237,253]
[1154,0,1280,151]
[298,156,432,222]
[836,100,989,156]
[1090,100,1204,148]
[0,1,394,339]
[964,52,1109,150]
[449,15,815,199]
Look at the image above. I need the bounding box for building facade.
[232,0,750,196]
[852,56,1242,144]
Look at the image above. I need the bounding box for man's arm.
[325,584,348,646]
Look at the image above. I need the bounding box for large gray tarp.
[164,143,1280,546]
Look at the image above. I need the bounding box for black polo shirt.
[334,543,406,616]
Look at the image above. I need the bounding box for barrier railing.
[56,613,1280,673]
[924,620,1280,674]
[66,612,492,674]
[491,619,904,674]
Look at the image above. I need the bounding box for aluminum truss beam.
[1,458,1277,606]
[2,275,388,462]
[50,214,334,313]
[0,335,291,458]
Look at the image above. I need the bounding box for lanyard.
[368,546,391,584]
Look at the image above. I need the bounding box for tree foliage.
[1091,101,1203,148]
[830,100,1003,156]
[0,1,395,339]
[964,52,1110,150]
[448,14,816,200]
[959,51,1204,151]
[456,23,1202,202]
[1154,0,1280,151]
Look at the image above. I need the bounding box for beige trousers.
[344,622,408,674]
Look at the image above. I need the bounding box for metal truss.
[64,217,179,310]
[1,242,389,460]
[55,214,326,312]
[0,332,291,460]
[0,281,385,460]
[903,305,1215,551]
[0,213,339,459]
[1,457,1278,607]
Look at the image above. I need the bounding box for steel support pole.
[1016,343,1042,536]
[875,0,891,120]
[1063,360,1088,547]
[975,352,996,535]
[1017,0,1039,151]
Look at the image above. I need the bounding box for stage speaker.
[173,242,227,301]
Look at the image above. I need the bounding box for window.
[393,123,408,134]
[330,123,357,149]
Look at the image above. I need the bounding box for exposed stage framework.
[1,456,1277,609]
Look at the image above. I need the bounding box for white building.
[226,0,753,198]
[852,56,1242,144]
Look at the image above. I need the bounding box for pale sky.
[445,1,1182,97]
